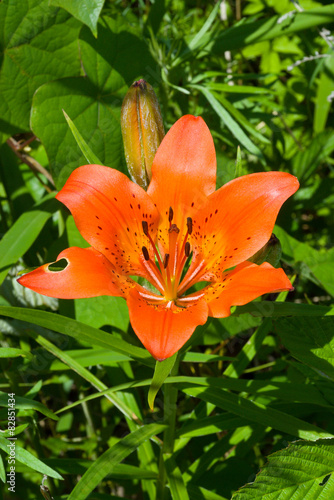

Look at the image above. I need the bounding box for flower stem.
[156,357,180,499]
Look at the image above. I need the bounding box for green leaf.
[67,424,166,500]
[235,146,243,178]
[0,306,154,367]
[211,5,334,53]
[0,435,63,480]
[0,0,81,132]
[314,55,334,134]
[292,129,334,181]
[33,334,143,423]
[31,15,156,187]
[63,110,102,164]
[0,392,58,420]
[181,386,333,441]
[50,0,105,37]
[50,349,131,370]
[148,352,177,410]
[165,453,190,500]
[194,85,264,159]
[0,454,5,483]
[275,226,334,297]
[232,439,334,499]
[276,317,334,381]
[234,301,333,318]
[187,484,229,500]
[0,347,32,359]
[0,195,57,285]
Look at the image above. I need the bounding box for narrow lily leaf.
[63,110,102,165]
[211,4,334,53]
[0,436,63,480]
[187,484,229,500]
[0,307,154,367]
[233,301,333,317]
[165,453,190,500]
[148,352,177,410]
[235,146,243,178]
[194,85,264,159]
[276,316,334,381]
[181,386,333,441]
[0,196,57,285]
[176,1,220,63]
[22,459,158,479]
[0,347,32,359]
[223,319,272,378]
[67,424,166,500]
[0,392,58,420]
[33,334,143,424]
[232,439,334,499]
[0,454,5,483]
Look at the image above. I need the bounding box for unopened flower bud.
[121,80,165,189]
[248,234,282,268]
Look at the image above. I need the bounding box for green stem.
[156,357,180,500]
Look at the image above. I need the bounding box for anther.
[163,254,170,269]
[142,246,150,261]
[185,242,191,257]
[169,223,180,234]
[187,217,193,235]
[142,220,149,235]
[168,207,174,223]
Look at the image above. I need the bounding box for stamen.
[164,254,170,269]
[142,246,150,261]
[187,217,193,235]
[142,220,149,235]
[169,207,174,223]
[185,242,191,257]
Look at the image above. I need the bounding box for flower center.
[140,208,193,303]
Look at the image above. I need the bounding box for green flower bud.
[121,79,165,190]
[248,233,282,268]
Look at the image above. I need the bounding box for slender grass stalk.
[156,357,180,499]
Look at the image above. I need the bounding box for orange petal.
[18,247,134,299]
[127,288,208,360]
[56,165,160,278]
[206,261,293,318]
[147,115,216,249]
[184,172,299,286]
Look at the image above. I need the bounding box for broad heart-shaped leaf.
[30,15,156,188]
[50,0,105,36]
[67,423,166,500]
[0,0,81,133]
[232,439,334,499]
[276,317,334,381]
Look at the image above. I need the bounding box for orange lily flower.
[18,116,299,360]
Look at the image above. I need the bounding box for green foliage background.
[0,0,334,499]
